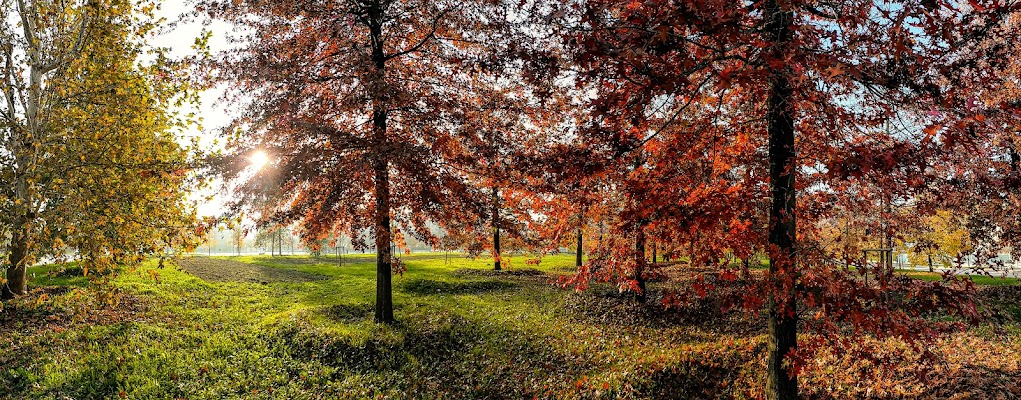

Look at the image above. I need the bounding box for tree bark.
[372,155,394,324]
[764,0,798,398]
[1,227,30,299]
[492,186,501,271]
[369,0,394,324]
[575,226,583,267]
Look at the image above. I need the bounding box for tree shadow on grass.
[400,278,518,296]
[451,268,547,278]
[321,302,375,323]
[267,314,593,399]
[178,257,329,284]
[561,284,765,338]
[1,322,136,400]
[641,351,764,400]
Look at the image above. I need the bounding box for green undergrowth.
[1,253,1018,399]
[0,253,764,399]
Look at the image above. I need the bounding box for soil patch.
[176,257,329,284]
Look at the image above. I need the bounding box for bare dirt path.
[176,257,329,284]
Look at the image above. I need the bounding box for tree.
[254,226,285,256]
[908,210,972,271]
[0,0,91,298]
[202,0,533,323]
[1,0,198,299]
[532,0,1021,397]
[231,228,245,256]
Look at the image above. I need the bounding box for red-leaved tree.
[200,0,537,323]
[521,0,1021,398]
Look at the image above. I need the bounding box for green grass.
[2,253,1018,399]
[901,270,1020,286]
[0,253,764,399]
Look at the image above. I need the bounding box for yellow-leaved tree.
[907,210,972,271]
[0,0,200,300]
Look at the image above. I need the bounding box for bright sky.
[152,2,235,217]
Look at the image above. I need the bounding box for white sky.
[151,2,235,217]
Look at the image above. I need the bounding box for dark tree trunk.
[652,243,657,264]
[575,226,583,267]
[1,229,30,300]
[372,156,394,324]
[764,0,798,398]
[635,226,647,304]
[492,186,501,271]
[369,1,394,324]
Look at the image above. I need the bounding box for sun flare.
[249,150,270,170]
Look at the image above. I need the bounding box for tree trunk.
[492,186,501,271]
[575,226,584,267]
[652,243,657,264]
[763,0,798,398]
[369,1,394,324]
[635,226,647,304]
[1,229,30,300]
[372,155,394,324]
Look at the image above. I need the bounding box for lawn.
[1,253,1019,399]
[901,270,1020,286]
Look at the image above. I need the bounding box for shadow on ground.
[400,278,519,296]
[267,313,593,399]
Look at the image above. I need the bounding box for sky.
[151,2,235,218]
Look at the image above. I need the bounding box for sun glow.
[249,150,270,170]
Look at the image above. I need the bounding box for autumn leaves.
[0,1,198,300]
[199,0,1021,398]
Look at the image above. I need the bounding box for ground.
[0,253,1019,399]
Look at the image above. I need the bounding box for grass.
[2,253,755,399]
[1,252,1019,399]
[900,270,1020,286]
